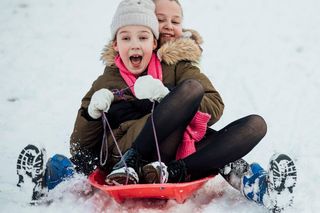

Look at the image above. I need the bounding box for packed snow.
[1,0,319,212]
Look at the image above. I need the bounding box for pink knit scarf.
[115,53,162,95]
[114,53,211,160]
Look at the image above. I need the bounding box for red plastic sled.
[88,169,214,203]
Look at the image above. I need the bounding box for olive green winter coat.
[70,32,224,167]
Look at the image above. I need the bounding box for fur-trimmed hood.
[101,29,203,67]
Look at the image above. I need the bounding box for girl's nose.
[130,39,140,50]
[164,20,173,30]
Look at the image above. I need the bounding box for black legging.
[132,79,267,179]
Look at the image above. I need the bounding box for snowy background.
[1,0,319,212]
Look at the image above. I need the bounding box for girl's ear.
[113,40,119,52]
[153,38,158,50]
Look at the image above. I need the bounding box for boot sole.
[267,153,297,212]
[16,144,47,202]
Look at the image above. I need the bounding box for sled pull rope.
[101,113,130,185]
[100,113,108,166]
[99,85,163,185]
[100,85,133,166]
[101,102,164,184]
[111,85,133,100]
[151,101,164,183]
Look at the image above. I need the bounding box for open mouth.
[129,55,143,66]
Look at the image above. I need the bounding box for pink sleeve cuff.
[176,111,211,160]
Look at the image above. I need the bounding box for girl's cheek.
[175,28,183,38]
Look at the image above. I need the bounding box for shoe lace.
[122,148,140,169]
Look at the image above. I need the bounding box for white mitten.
[88,89,114,119]
[134,75,169,102]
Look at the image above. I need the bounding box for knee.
[180,79,204,98]
[246,114,267,138]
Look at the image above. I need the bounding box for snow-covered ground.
[1,0,319,212]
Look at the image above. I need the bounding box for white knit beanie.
[111,0,159,40]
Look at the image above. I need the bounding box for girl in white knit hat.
[99,0,296,211]
[16,1,297,211]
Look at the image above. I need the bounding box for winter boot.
[105,148,142,185]
[45,154,75,190]
[167,160,188,183]
[141,161,168,183]
[142,160,188,183]
[267,153,297,212]
[242,163,268,205]
[220,158,249,191]
[241,154,297,212]
[16,144,47,203]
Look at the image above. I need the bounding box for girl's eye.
[172,20,181,25]
[158,18,165,23]
[140,36,148,40]
[121,37,130,41]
